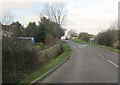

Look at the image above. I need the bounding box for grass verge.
[69,39,120,53]
[18,42,71,85]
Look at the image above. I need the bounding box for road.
[35,40,118,83]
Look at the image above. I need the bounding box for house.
[72,36,78,39]
[72,33,79,39]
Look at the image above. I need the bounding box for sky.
[0,0,119,35]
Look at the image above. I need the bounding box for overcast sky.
[0,0,119,35]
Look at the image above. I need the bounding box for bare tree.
[43,2,67,26]
[109,21,118,30]
[0,10,14,25]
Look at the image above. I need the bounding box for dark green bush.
[2,37,39,83]
[96,29,118,47]
[78,32,91,42]
[2,36,63,83]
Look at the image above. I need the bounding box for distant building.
[72,36,78,39]
[72,33,79,39]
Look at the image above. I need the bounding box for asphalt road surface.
[35,40,118,83]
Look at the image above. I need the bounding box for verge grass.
[69,39,120,53]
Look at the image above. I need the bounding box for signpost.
[90,38,94,43]
[19,37,35,44]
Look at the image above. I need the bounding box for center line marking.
[93,51,119,68]
[78,46,82,48]
[98,54,104,59]
[92,51,118,68]
[107,60,119,68]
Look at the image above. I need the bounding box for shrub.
[2,37,39,83]
[2,36,63,83]
[96,29,118,47]
[78,32,91,42]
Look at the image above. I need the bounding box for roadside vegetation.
[1,2,69,84]
[68,21,119,52]
[70,39,120,52]
[2,20,65,83]
[19,42,71,84]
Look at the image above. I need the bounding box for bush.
[2,36,63,83]
[44,33,61,46]
[2,37,38,83]
[96,29,118,47]
[34,17,64,43]
[78,32,91,42]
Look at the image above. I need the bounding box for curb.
[29,55,70,84]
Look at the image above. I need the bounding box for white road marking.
[78,46,83,48]
[83,45,88,47]
[107,60,119,68]
[92,51,105,59]
[98,54,104,59]
[91,51,118,68]
[77,44,89,49]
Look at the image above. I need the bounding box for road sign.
[90,38,94,40]
[19,37,35,44]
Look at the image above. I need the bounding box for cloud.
[0,0,66,2]
[1,2,37,12]
[15,13,40,26]
[0,0,118,34]
[0,2,44,26]
[64,0,118,34]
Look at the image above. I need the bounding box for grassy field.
[70,39,120,53]
[18,42,71,85]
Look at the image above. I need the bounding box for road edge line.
[29,55,70,84]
